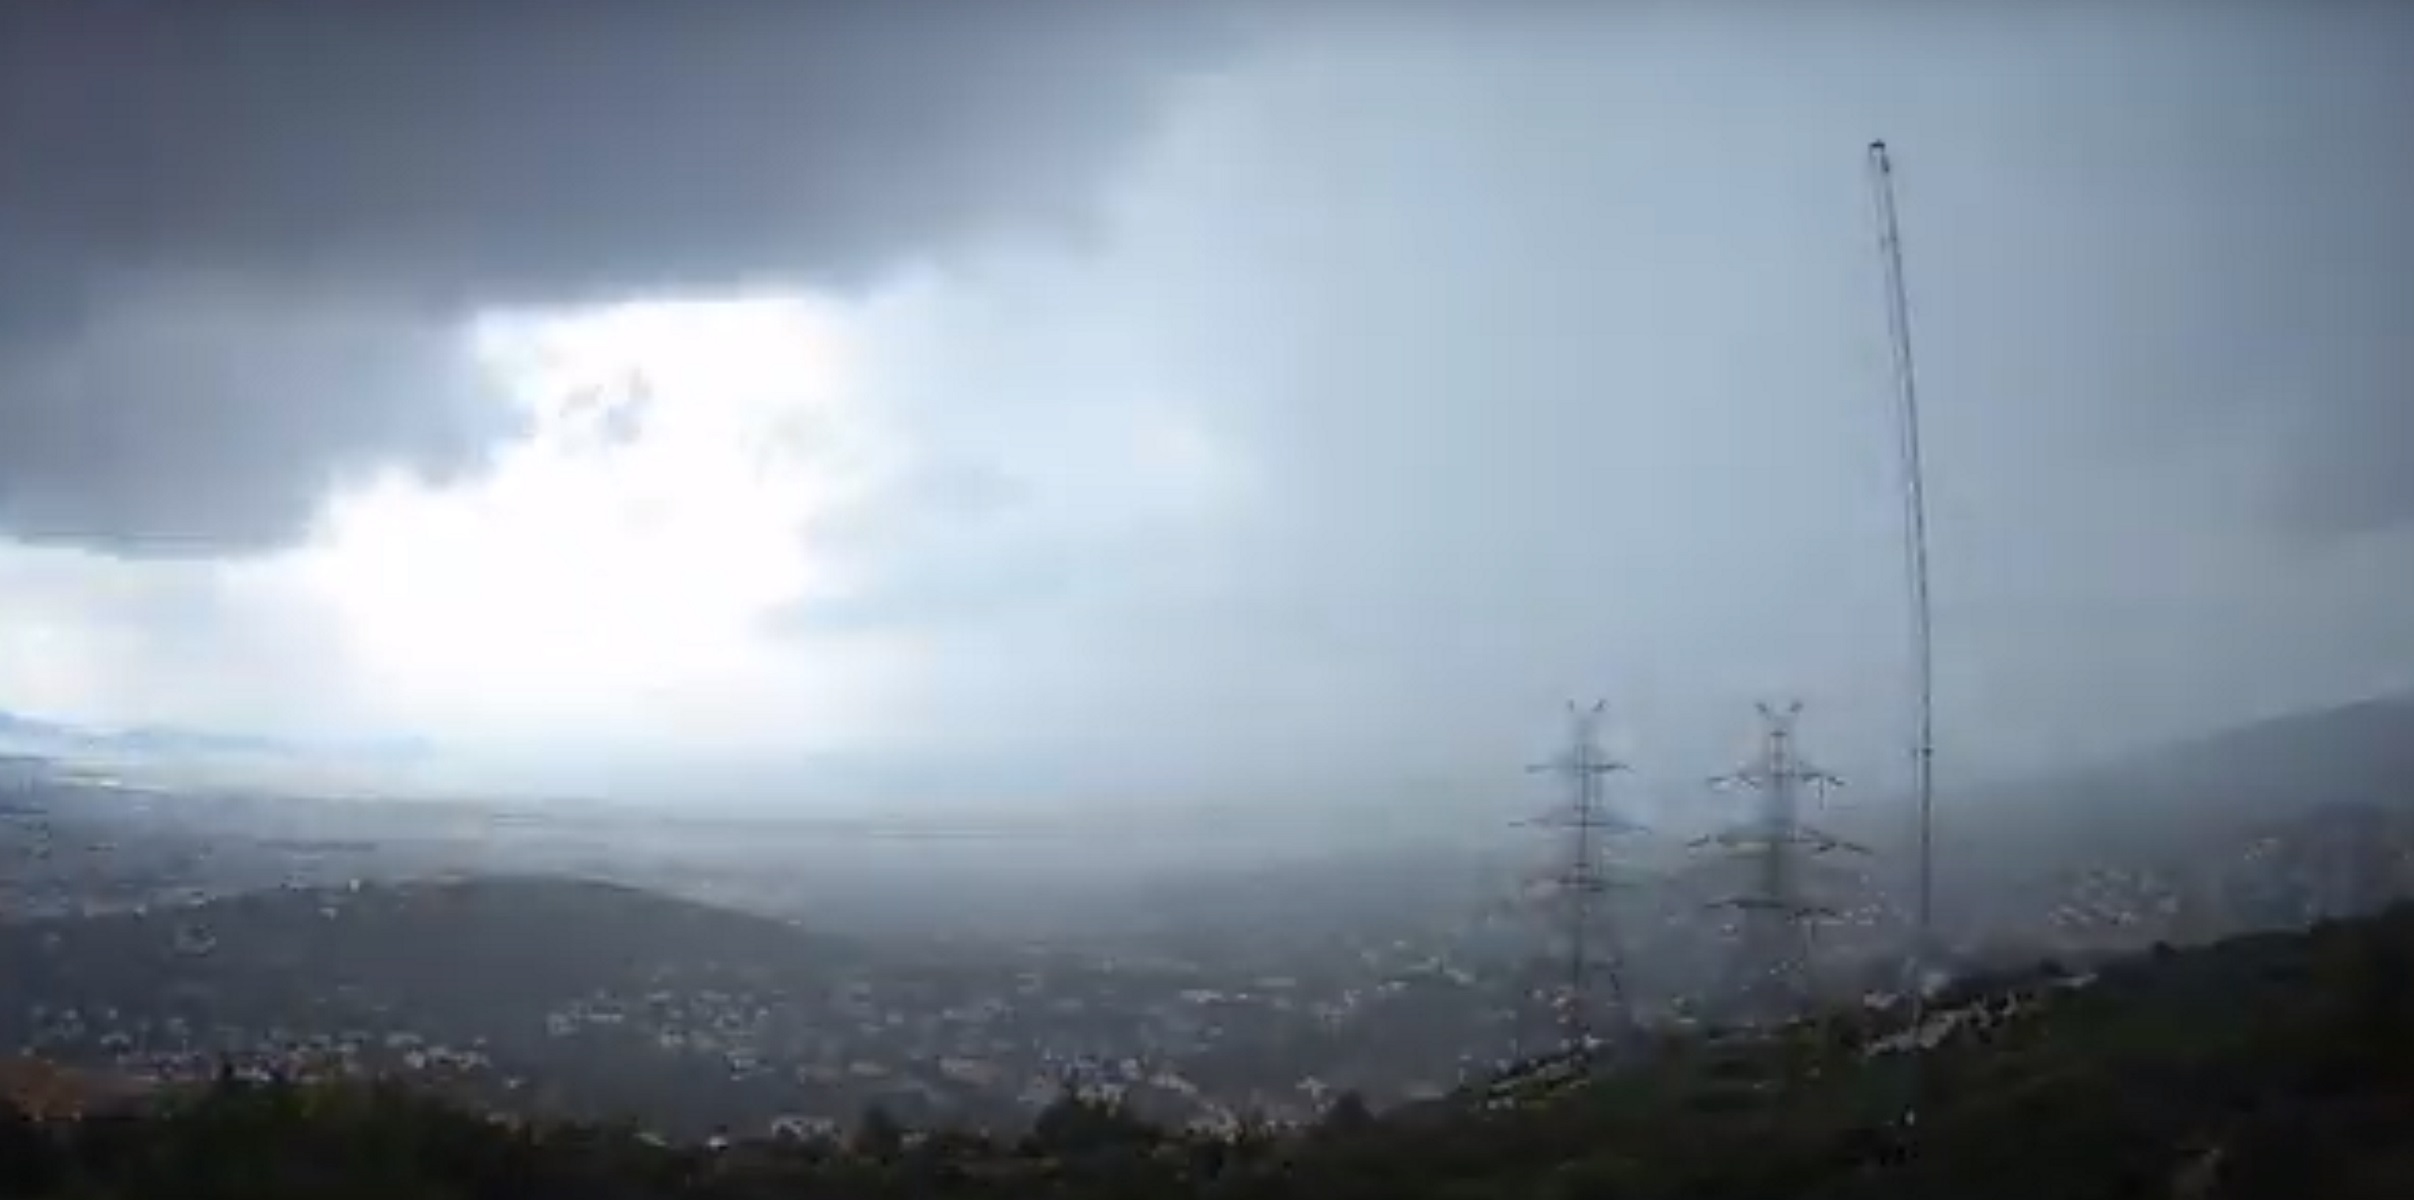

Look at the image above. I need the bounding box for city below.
[4,692,2413,1141]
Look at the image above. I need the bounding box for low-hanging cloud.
[737,4,2414,804]
[0,1,1247,553]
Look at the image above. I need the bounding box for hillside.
[0,867,1553,1136]
[3,903,2409,1198]
[1990,691,2414,848]
[0,876,892,1132]
[0,875,866,1022]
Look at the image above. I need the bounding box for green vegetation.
[6,904,2413,1198]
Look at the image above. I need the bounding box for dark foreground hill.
[4,904,2410,1199]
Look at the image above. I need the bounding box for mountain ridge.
[1818,689,2414,908]
[0,708,433,765]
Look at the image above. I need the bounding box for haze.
[2,3,2409,825]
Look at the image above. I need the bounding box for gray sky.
[1,3,2409,821]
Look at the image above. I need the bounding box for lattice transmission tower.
[1520,700,1648,1053]
[1696,701,1867,1021]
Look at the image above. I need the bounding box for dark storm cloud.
[0,1,1242,302]
[0,1,1245,553]
[0,278,516,554]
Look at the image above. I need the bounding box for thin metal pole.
[1869,139,1937,1122]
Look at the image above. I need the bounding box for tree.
[0,1101,64,1196]
[850,1104,904,1161]
[1030,1089,1160,1158]
[1317,1091,1374,1137]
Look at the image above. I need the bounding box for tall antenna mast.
[1868,140,1938,975]
[1869,140,1943,1138]
[1522,700,1642,1054]
[1697,701,1862,1020]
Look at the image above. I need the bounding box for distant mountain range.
[0,709,432,765]
[1822,689,2414,919]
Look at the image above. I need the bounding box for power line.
[1696,701,1865,1022]
[1519,699,1644,1054]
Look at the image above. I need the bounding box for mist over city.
[1,4,2411,1196]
